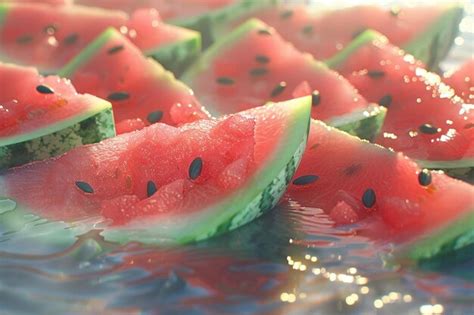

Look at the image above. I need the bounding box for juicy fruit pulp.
[183,19,378,128]
[444,58,474,104]
[0,62,114,168]
[287,120,474,259]
[224,3,463,68]
[60,28,209,134]
[328,31,473,165]
[0,97,311,244]
[0,3,199,73]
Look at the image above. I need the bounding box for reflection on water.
[1,200,473,314]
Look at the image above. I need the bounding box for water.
[1,1,474,314]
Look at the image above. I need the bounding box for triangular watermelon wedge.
[215,3,463,69]
[0,2,200,74]
[0,62,115,169]
[287,120,474,262]
[59,28,210,134]
[326,30,474,178]
[182,19,385,141]
[0,97,311,245]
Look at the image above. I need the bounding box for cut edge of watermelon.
[101,96,312,244]
[327,103,386,141]
[393,210,474,263]
[403,3,464,70]
[0,95,113,147]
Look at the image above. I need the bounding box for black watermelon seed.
[270,81,287,98]
[465,122,474,129]
[216,77,235,85]
[107,45,124,55]
[147,180,157,197]
[258,28,272,36]
[378,94,392,108]
[343,163,362,176]
[16,35,33,44]
[255,55,270,64]
[311,90,321,106]
[390,7,401,17]
[418,169,432,186]
[75,181,94,194]
[147,110,163,124]
[419,123,439,135]
[280,10,294,19]
[36,85,54,94]
[367,70,385,78]
[302,25,313,35]
[189,157,203,180]
[107,92,130,101]
[249,67,268,76]
[292,175,319,186]
[352,27,368,39]
[64,33,79,45]
[43,24,57,35]
[362,188,376,208]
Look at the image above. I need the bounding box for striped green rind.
[146,28,201,76]
[171,0,276,48]
[328,104,386,142]
[0,98,115,170]
[403,4,464,70]
[394,211,474,263]
[102,97,312,244]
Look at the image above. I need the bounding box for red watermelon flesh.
[182,19,371,122]
[328,31,473,163]
[444,58,474,104]
[225,4,462,65]
[0,3,195,72]
[75,0,234,19]
[60,28,209,134]
[287,120,474,241]
[0,62,95,136]
[0,97,309,235]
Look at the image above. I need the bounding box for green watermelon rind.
[171,0,276,48]
[0,97,115,170]
[102,97,311,244]
[403,4,464,70]
[145,28,201,76]
[328,104,386,142]
[393,210,474,263]
[0,97,311,246]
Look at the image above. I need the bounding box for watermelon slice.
[60,28,210,134]
[326,30,474,176]
[0,97,311,245]
[287,120,474,261]
[0,62,114,169]
[0,3,200,74]
[182,19,385,140]
[75,0,275,47]
[444,58,474,104]
[219,3,463,69]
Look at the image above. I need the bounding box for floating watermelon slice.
[444,58,474,104]
[60,28,209,134]
[0,3,200,74]
[182,19,385,140]
[0,62,114,169]
[326,30,474,176]
[76,0,274,47]
[0,97,311,245]
[287,120,474,261]
[219,3,463,69]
